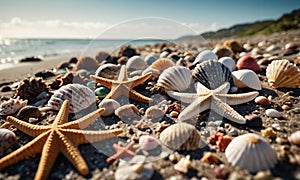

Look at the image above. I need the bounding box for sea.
[0,38,170,65]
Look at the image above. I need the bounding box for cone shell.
[225,133,277,173]
[47,84,96,113]
[232,70,262,90]
[266,60,300,88]
[159,123,201,150]
[126,55,148,71]
[193,60,233,90]
[74,56,99,72]
[0,97,28,115]
[150,58,175,73]
[288,131,300,145]
[193,50,217,65]
[98,99,121,116]
[157,66,193,92]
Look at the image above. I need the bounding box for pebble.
[271,123,281,131]
[200,152,221,165]
[0,86,12,92]
[253,171,274,180]
[266,44,281,52]
[245,114,263,127]
[261,127,277,138]
[281,105,289,111]
[255,96,270,105]
[94,87,110,99]
[265,109,282,118]
[169,111,179,118]
[214,166,230,180]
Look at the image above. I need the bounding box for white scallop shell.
[218,57,236,71]
[288,131,300,145]
[150,58,175,73]
[157,66,192,92]
[266,60,300,88]
[232,70,262,90]
[159,123,202,150]
[47,84,96,113]
[0,97,28,115]
[98,99,121,116]
[225,133,277,173]
[126,55,148,71]
[193,50,217,65]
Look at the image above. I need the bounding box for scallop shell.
[192,60,233,90]
[157,66,193,92]
[126,55,148,71]
[74,56,99,72]
[159,123,202,151]
[218,57,236,71]
[15,77,49,104]
[115,104,140,121]
[150,58,175,73]
[47,84,96,113]
[288,131,300,145]
[266,60,300,88]
[0,128,17,154]
[144,106,165,119]
[0,97,28,115]
[225,133,277,173]
[98,99,121,116]
[232,70,262,90]
[193,50,217,65]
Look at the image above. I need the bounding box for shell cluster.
[0,97,28,115]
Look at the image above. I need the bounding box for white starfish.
[167,82,259,124]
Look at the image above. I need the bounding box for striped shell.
[266,60,300,88]
[47,84,96,113]
[232,70,262,90]
[0,97,28,115]
[150,58,175,73]
[157,66,193,92]
[225,133,277,173]
[193,50,217,65]
[193,60,233,90]
[218,57,236,71]
[159,123,201,151]
[288,131,300,145]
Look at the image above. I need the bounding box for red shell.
[236,55,261,71]
[216,135,232,152]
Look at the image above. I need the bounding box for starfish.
[167,82,258,124]
[106,141,137,163]
[0,100,123,180]
[90,65,152,103]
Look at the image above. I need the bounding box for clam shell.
[16,105,43,120]
[225,133,277,173]
[126,55,148,71]
[0,128,17,154]
[232,70,262,90]
[218,57,236,71]
[95,63,121,79]
[157,66,193,92]
[193,60,233,89]
[193,50,217,65]
[266,60,300,88]
[74,56,99,72]
[0,97,28,115]
[144,106,165,119]
[47,84,96,113]
[115,104,140,121]
[98,99,121,116]
[288,131,300,145]
[159,123,202,151]
[150,58,175,73]
[139,135,159,150]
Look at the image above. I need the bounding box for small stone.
[214,166,230,180]
[281,105,289,111]
[265,109,282,118]
[0,86,12,92]
[271,123,281,131]
[174,155,193,174]
[201,152,221,165]
[255,96,270,105]
[261,127,277,138]
[245,115,263,127]
[216,135,232,152]
[94,87,110,99]
[275,137,288,144]
[169,111,179,118]
[253,171,274,180]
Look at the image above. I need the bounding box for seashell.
[139,135,159,150]
[126,55,148,71]
[74,56,99,72]
[0,128,17,154]
[265,109,282,118]
[150,58,175,73]
[144,106,165,119]
[0,97,28,115]
[288,131,300,145]
[225,133,277,173]
[95,63,121,79]
[213,45,234,59]
[142,67,160,79]
[285,42,297,50]
[16,105,43,120]
[47,84,96,113]
[159,123,202,151]
[193,50,217,65]
[201,152,221,165]
[15,77,49,104]
[223,39,244,53]
[98,99,120,116]
[192,60,233,89]
[266,45,281,52]
[218,57,236,71]
[174,155,194,174]
[49,72,76,90]
[95,51,111,63]
[261,127,277,138]
[144,54,158,65]
[157,66,192,92]
[159,51,169,58]
[232,70,261,90]
[266,60,300,88]
[236,55,261,71]
[115,104,140,121]
[117,56,128,65]
[254,96,270,105]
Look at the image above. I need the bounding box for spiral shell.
[74,56,99,72]
[192,60,233,90]
[266,60,300,88]
[288,131,300,145]
[225,133,277,173]
[150,58,175,73]
[157,66,193,92]
[0,97,28,115]
[232,70,261,90]
[47,84,96,113]
[159,123,202,151]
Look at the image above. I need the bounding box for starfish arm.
[117,65,128,82]
[0,132,48,170]
[128,88,153,103]
[211,82,230,94]
[105,84,124,100]
[217,91,259,105]
[167,91,199,104]
[211,97,246,124]
[60,108,104,129]
[178,97,211,121]
[6,116,50,137]
[90,75,113,89]
[54,100,70,126]
[131,72,152,87]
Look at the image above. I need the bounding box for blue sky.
[0,0,299,39]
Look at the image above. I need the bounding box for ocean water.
[0,38,169,65]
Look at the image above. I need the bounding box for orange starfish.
[106,141,136,163]
[0,100,123,180]
[90,65,152,103]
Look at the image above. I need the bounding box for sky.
[0,0,299,39]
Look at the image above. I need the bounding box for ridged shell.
[218,57,236,71]
[15,77,49,104]
[193,50,217,65]
[74,56,99,72]
[288,131,300,145]
[157,66,193,92]
[150,58,175,73]
[225,133,277,173]
[98,99,121,116]
[192,60,233,89]
[47,84,96,113]
[232,70,262,90]
[0,128,17,154]
[126,55,148,71]
[0,97,28,115]
[266,60,300,88]
[159,123,201,151]
[95,63,121,79]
